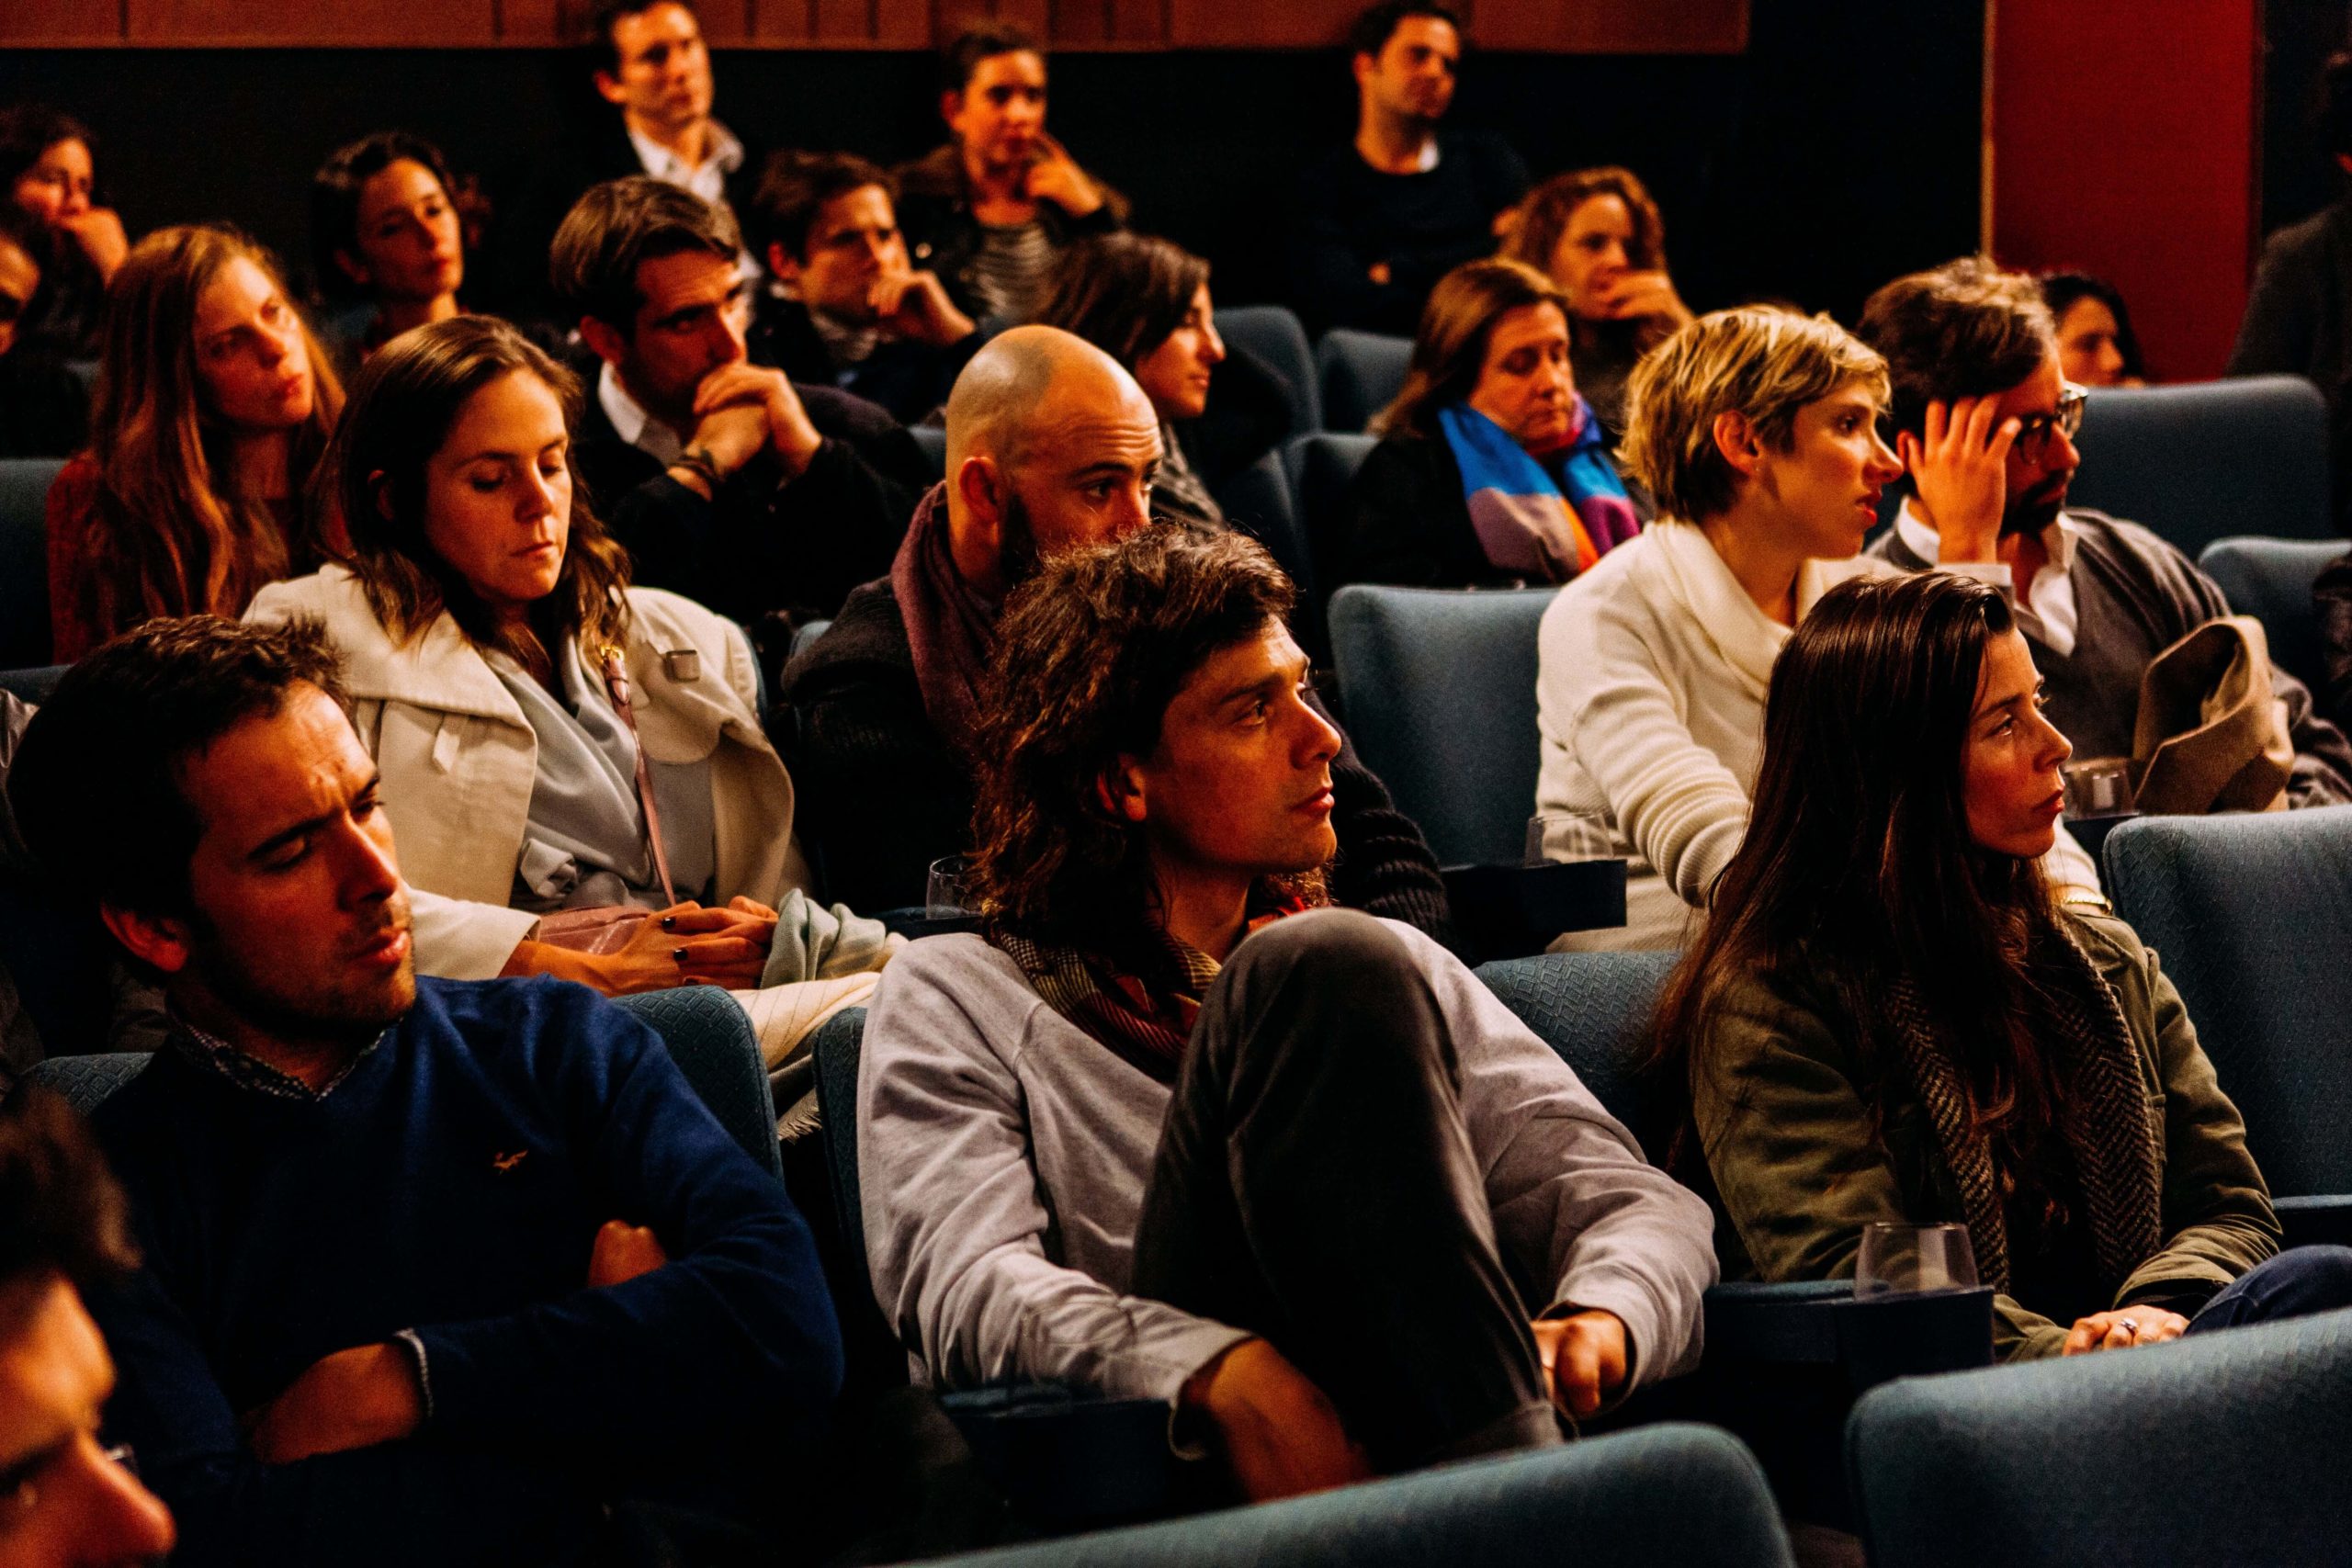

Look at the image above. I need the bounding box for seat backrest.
[1848,1304,2352,1568]
[2194,535,2343,694]
[0,665,68,705]
[1475,951,1680,1156]
[1283,433,1376,611]
[788,618,832,663]
[1327,583,1556,865]
[613,987,784,1180]
[931,1423,1791,1568]
[20,1052,151,1114]
[2100,807,2352,1195]
[2069,378,2331,558]
[908,423,948,482]
[811,1004,869,1263]
[1215,306,1320,438]
[1215,448,1326,657]
[0,458,63,669]
[1316,329,1413,434]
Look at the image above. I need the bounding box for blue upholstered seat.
[1214,305,1320,437]
[1326,583,1556,866]
[2069,378,2332,558]
[929,1424,1793,1567]
[2194,534,2343,694]
[0,665,67,705]
[1279,431,1374,615]
[19,1051,149,1113]
[2101,808,2352,1204]
[909,423,948,482]
[1847,1304,2352,1568]
[1315,329,1412,434]
[0,457,63,669]
[1475,950,1680,1156]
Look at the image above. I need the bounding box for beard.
[2002,474,2070,537]
[187,898,416,1051]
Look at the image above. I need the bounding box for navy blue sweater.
[89,976,844,1567]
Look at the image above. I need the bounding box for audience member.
[1038,232,1293,530]
[1534,307,2100,950]
[554,177,920,628]
[860,525,1714,1499]
[0,1087,179,1568]
[486,0,758,318]
[1862,256,2352,807]
[1290,2,1528,336]
[46,224,345,662]
[6,615,844,1565]
[247,315,892,1065]
[0,207,90,459]
[2040,270,2145,389]
[749,150,981,425]
[309,131,467,370]
[0,104,127,360]
[893,24,1128,327]
[2229,50,2352,528]
[782,326,1455,933]
[1338,258,1640,590]
[1657,570,2352,1360]
[1501,167,1694,439]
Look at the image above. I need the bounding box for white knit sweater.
[1535,523,2098,949]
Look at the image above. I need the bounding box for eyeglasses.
[2014,383,2087,463]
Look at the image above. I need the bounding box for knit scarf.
[1438,397,1641,582]
[1878,922,2162,1296]
[892,480,1002,760]
[989,890,1307,1082]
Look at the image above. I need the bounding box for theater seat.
[1848,1305,2352,1568]
[926,1425,1794,1568]
[1327,584,1556,866]
[909,423,947,482]
[1316,329,1412,434]
[614,987,783,1180]
[2195,535,2343,694]
[1213,449,1324,657]
[0,457,63,669]
[2070,378,2332,558]
[1281,432,1374,615]
[20,1052,149,1112]
[0,666,66,705]
[2102,808,2352,1241]
[1214,305,1320,437]
[1475,950,1679,1155]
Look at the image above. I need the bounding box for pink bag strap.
[597,645,680,909]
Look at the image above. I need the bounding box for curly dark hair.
[969,525,1314,948]
[1856,255,2055,441]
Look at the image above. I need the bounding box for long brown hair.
[1037,233,1209,372]
[1374,256,1569,439]
[1649,574,2072,1178]
[330,314,631,675]
[79,225,344,640]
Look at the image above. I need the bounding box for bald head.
[941,324,1165,598]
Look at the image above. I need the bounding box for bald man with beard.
[781,326,1455,940]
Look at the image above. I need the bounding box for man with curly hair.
[856,525,1714,1503]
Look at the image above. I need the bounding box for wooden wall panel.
[496,0,564,45]
[1476,0,1746,53]
[1166,0,1363,49]
[125,0,498,43]
[0,0,122,45]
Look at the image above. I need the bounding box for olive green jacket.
[1690,908,2279,1360]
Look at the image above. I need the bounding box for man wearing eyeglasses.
[1860,256,2352,807]
[0,1088,176,1568]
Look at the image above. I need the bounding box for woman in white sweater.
[1535,307,2098,948]
[250,315,889,1060]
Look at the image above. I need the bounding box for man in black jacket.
[781,325,1455,942]
[554,177,922,630]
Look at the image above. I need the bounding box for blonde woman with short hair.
[1531,307,2096,948]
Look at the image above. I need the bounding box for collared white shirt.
[627,116,743,210]
[598,361,684,468]
[1894,496,2083,657]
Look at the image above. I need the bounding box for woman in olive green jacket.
[1656,571,2352,1361]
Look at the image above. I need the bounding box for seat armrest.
[1442,860,1628,963]
[1704,1281,1995,1391]
[938,1386,1193,1532]
[2276,1194,2352,1248]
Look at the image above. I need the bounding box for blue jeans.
[2182,1245,2352,1335]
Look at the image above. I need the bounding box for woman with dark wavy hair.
[247,313,891,1065]
[1657,570,2352,1360]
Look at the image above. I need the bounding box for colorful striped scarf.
[1438,396,1640,582]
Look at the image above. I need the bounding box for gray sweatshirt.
[858,920,1717,1409]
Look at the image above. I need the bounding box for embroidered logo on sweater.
[491,1149,530,1173]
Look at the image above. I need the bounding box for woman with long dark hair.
[1656,570,2352,1360]
[309,130,468,369]
[45,225,345,660]
[0,103,126,359]
[247,313,892,1066]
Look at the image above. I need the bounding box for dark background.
[1,0,1982,327]
[2265,0,2352,234]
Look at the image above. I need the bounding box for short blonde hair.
[1622,307,1887,524]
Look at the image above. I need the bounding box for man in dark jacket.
[893,23,1127,326]
[1861,256,2352,807]
[555,177,923,629]
[6,616,844,1567]
[781,325,1455,943]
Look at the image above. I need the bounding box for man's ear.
[99,901,195,979]
[332,247,373,289]
[594,69,628,108]
[577,315,630,370]
[1351,51,1377,91]
[953,454,1007,540]
[1097,756,1148,825]
[939,89,966,131]
[766,243,802,288]
[1710,409,1767,479]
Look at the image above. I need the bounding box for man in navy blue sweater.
[6,615,846,1566]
